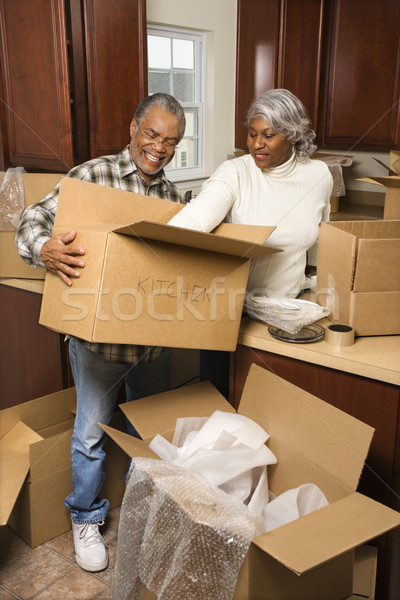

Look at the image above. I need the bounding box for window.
[147,26,204,179]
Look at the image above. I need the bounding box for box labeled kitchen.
[0,387,127,547]
[0,171,63,279]
[317,220,400,336]
[101,363,400,600]
[39,178,279,352]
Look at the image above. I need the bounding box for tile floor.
[0,506,121,600]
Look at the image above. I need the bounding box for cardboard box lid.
[0,388,76,525]
[55,178,279,260]
[115,221,278,259]
[0,421,43,525]
[238,365,374,492]
[357,176,400,190]
[252,492,400,576]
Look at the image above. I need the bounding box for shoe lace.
[78,521,106,548]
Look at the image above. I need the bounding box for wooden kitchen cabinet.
[0,0,147,172]
[235,0,400,151]
[0,283,73,410]
[230,343,400,600]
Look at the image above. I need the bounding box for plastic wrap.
[314,154,353,197]
[244,291,330,334]
[0,167,25,231]
[111,457,266,600]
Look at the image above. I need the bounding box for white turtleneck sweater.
[169,153,332,298]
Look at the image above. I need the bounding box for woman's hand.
[41,230,85,286]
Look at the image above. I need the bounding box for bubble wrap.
[244,292,330,334]
[315,155,353,197]
[111,457,266,600]
[0,167,25,231]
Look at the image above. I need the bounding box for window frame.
[147,24,205,181]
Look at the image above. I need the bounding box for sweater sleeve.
[168,161,237,232]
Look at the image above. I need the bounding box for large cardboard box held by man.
[39,178,279,352]
[316,220,400,336]
[0,171,63,279]
[0,387,128,547]
[101,363,400,600]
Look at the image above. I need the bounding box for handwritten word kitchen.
[136,276,219,303]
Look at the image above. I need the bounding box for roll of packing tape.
[325,324,355,347]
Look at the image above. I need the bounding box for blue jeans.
[64,337,170,523]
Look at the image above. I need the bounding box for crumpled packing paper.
[149,410,329,529]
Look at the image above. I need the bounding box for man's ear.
[129,118,137,137]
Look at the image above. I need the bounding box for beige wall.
[147,0,238,179]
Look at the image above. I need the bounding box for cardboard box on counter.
[101,363,400,600]
[357,152,400,220]
[0,387,128,547]
[317,220,400,336]
[39,178,279,352]
[0,172,63,279]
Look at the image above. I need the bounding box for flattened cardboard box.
[0,387,128,547]
[39,178,279,351]
[0,172,63,279]
[102,364,400,600]
[317,220,400,336]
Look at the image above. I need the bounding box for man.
[15,93,185,572]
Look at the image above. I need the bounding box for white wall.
[147,0,238,182]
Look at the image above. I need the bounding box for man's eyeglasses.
[139,127,179,149]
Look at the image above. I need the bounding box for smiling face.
[129,106,181,184]
[247,117,293,170]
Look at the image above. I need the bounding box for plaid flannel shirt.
[15,145,182,365]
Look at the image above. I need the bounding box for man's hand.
[41,230,85,286]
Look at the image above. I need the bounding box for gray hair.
[135,93,186,140]
[246,89,316,159]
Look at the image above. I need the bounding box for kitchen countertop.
[2,277,399,387]
[238,316,400,386]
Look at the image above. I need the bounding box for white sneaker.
[71,520,109,572]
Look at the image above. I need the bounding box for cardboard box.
[316,220,400,336]
[0,387,128,547]
[101,364,400,600]
[0,172,63,279]
[39,178,279,352]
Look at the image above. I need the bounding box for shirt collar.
[118,145,169,188]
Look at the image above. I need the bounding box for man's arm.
[15,180,86,286]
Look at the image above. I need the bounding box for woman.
[169,88,333,299]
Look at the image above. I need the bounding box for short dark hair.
[134,93,186,140]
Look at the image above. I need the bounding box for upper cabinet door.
[83,0,148,159]
[277,0,326,133]
[321,0,400,148]
[235,0,280,149]
[0,0,74,171]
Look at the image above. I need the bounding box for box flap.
[237,364,374,491]
[357,176,400,190]
[54,178,182,229]
[0,387,76,439]
[353,238,400,291]
[0,421,43,525]
[252,492,400,575]
[120,381,235,441]
[100,424,160,459]
[318,222,357,290]
[113,221,279,259]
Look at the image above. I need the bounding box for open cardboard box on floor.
[0,387,128,547]
[316,220,400,336]
[39,178,279,352]
[0,171,63,279]
[101,363,400,600]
